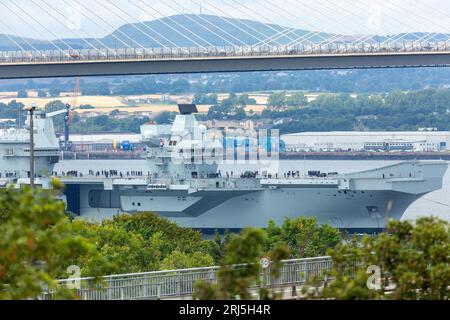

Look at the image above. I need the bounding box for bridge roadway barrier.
[1,42,450,79]
[39,256,332,300]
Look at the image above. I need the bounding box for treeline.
[0,184,340,299]
[0,100,27,127]
[205,93,257,120]
[3,89,450,134]
[200,89,450,133]
[79,68,450,95]
[69,114,150,134]
[2,183,448,300]
[265,89,450,133]
[3,67,450,96]
[47,100,150,134]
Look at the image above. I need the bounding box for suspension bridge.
[0,0,449,79]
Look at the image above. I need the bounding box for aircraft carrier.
[1,106,448,233]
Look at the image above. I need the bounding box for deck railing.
[1,42,449,64]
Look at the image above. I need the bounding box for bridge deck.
[1,43,449,79]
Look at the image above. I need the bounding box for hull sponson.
[76,186,420,229]
[63,160,448,230]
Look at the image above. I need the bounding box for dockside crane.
[64,78,81,151]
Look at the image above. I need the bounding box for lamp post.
[26,104,37,188]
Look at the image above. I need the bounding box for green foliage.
[66,213,214,277]
[82,82,111,96]
[267,89,450,133]
[206,93,252,120]
[161,251,214,270]
[193,93,218,105]
[17,90,28,98]
[266,217,341,258]
[154,111,176,124]
[208,231,233,263]
[193,217,340,300]
[194,229,290,300]
[0,182,344,301]
[69,220,161,276]
[267,92,287,110]
[109,213,208,254]
[48,88,61,98]
[68,114,151,134]
[0,100,25,121]
[304,217,449,300]
[286,92,308,107]
[37,90,47,98]
[170,79,191,94]
[0,182,92,300]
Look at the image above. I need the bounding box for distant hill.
[0,14,449,51]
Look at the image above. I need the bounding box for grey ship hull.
[62,161,448,232]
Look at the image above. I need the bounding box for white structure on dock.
[282,131,450,152]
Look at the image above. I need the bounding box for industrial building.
[281,131,450,153]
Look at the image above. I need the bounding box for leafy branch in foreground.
[0,181,92,300]
[303,217,449,300]
[194,229,290,300]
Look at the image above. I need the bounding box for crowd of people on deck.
[2,169,317,181]
[54,170,148,179]
[0,172,18,179]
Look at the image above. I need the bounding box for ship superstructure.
[1,104,447,232]
[55,105,448,233]
[0,111,59,188]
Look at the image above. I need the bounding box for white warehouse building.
[281,132,450,152]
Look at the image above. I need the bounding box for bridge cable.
[129,0,209,49]
[72,0,147,50]
[226,0,298,44]
[143,0,216,48]
[104,0,177,49]
[30,0,100,51]
[59,0,129,51]
[343,0,413,47]
[96,0,170,50]
[257,0,334,47]
[352,0,424,46]
[263,0,362,47]
[262,0,341,46]
[207,0,280,44]
[317,0,378,47]
[384,0,450,34]
[39,0,110,51]
[414,0,450,47]
[252,1,324,47]
[320,0,382,48]
[232,0,308,45]
[0,16,38,53]
[196,0,268,44]
[0,1,70,53]
[164,0,247,47]
[382,0,449,46]
[9,0,76,52]
[288,0,372,47]
[57,0,128,52]
[371,0,432,45]
[415,0,450,30]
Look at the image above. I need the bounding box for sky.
[1,0,450,40]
